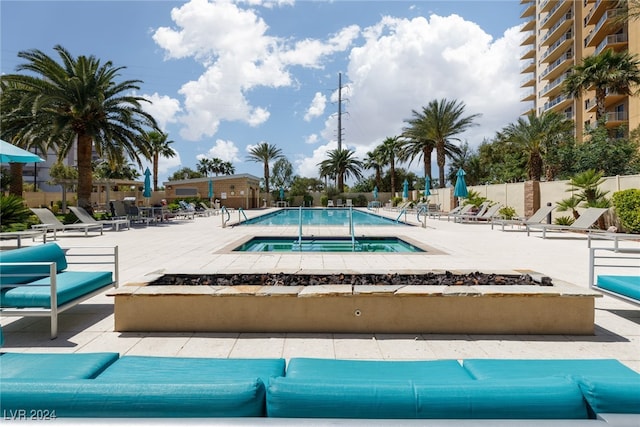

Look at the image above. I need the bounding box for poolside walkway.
[1,208,639,372]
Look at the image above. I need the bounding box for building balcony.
[521,58,536,73]
[520,1,536,18]
[585,0,609,26]
[520,46,536,60]
[584,9,624,48]
[521,17,536,32]
[541,12,574,46]
[539,74,568,98]
[539,0,554,14]
[521,72,536,87]
[539,51,573,81]
[594,32,628,54]
[520,30,536,47]
[521,88,536,102]
[604,110,628,126]
[585,97,598,113]
[542,93,573,113]
[540,2,572,30]
[540,31,572,64]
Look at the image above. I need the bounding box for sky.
[1,0,525,186]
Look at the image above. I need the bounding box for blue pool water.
[234,236,424,252]
[240,208,402,226]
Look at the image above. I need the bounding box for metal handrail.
[238,207,248,222]
[297,206,303,246]
[349,206,356,249]
[221,206,230,227]
[417,205,428,228]
[395,208,407,223]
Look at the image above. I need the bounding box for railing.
[220,206,231,228]
[297,206,303,246]
[540,11,573,45]
[595,33,628,55]
[417,205,428,228]
[238,207,248,223]
[540,31,572,63]
[395,208,407,223]
[539,51,573,80]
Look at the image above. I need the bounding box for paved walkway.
[1,208,639,372]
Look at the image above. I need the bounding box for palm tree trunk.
[529,153,543,181]
[76,134,94,211]
[263,164,270,197]
[9,163,24,197]
[153,153,159,191]
[422,147,433,184]
[390,160,396,195]
[437,143,446,188]
[595,88,607,122]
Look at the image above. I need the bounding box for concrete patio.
[1,208,639,373]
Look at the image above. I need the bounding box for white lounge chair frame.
[69,206,130,231]
[491,205,555,231]
[30,208,103,238]
[526,207,609,239]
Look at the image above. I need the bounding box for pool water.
[240,208,402,226]
[234,236,425,252]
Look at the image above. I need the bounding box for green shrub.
[320,195,328,207]
[612,189,640,233]
[498,206,517,220]
[391,196,403,206]
[353,194,368,207]
[554,216,574,225]
[0,195,32,231]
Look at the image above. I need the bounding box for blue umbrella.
[373,186,378,200]
[143,167,152,199]
[402,179,409,199]
[279,187,285,201]
[0,139,44,163]
[454,169,468,199]
[424,176,431,197]
[208,179,214,199]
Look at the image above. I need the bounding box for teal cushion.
[1,271,113,308]
[285,358,473,382]
[96,356,285,386]
[597,275,640,301]
[578,377,640,414]
[0,379,265,417]
[462,359,640,380]
[266,377,588,419]
[0,353,119,379]
[0,243,67,284]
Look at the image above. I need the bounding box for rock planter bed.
[110,271,600,335]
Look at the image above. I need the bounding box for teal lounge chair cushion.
[0,353,119,379]
[0,243,67,284]
[578,377,640,414]
[266,377,588,419]
[462,359,640,380]
[597,275,640,301]
[0,379,266,418]
[96,356,286,386]
[285,358,473,382]
[1,271,113,308]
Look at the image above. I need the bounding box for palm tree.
[377,136,402,194]
[1,45,157,210]
[197,158,213,177]
[317,148,363,193]
[563,49,640,122]
[363,150,384,190]
[400,109,436,183]
[146,130,176,191]
[246,142,284,198]
[419,99,480,188]
[496,111,574,181]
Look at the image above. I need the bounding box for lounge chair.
[491,204,555,231]
[69,206,130,231]
[336,199,344,207]
[122,202,153,226]
[453,201,491,223]
[30,208,103,238]
[526,207,609,239]
[439,204,474,221]
[459,203,503,223]
[345,199,353,207]
[198,202,219,216]
[327,200,334,207]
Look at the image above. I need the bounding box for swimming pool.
[233,236,425,252]
[240,208,403,226]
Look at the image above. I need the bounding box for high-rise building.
[520,0,639,141]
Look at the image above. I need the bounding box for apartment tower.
[520,0,639,141]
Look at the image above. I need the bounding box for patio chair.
[122,202,153,226]
[453,201,491,223]
[30,208,103,238]
[69,206,130,231]
[438,204,474,221]
[345,199,353,207]
[336,199,344,207]
[459,203,503,223]
[526,207,609,239]
[491,204,555,231]
[327,200,334,207]
[199,202,220,216]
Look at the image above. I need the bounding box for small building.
[163,174,262,210]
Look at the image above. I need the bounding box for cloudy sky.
[1,0,524,185]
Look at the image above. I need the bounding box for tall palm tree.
[563,49,640,122]
[363,149,384,190]
[401,109,436,182]
[496,111,574,181]
[246,142,284,198]
[317,148,363,193]
[1,45,157,210]
[377,136,402,195]
[197,158,214,177]
[419,99,480,188]
[146,130,176,191]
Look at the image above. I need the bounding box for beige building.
[520,0,639,141]
[163,174,262,210]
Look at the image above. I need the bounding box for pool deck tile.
[1,207,639,372]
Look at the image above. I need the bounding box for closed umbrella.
[208,179,214,200]
[373,186,378,200]
[424,176,431,197]
[402,179,409,199]
[143,167,152,200]
[279,187,285,201]
[454,169,468,201]
[0,139,44,163]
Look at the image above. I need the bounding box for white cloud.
[141,92,181,131]
[305,134,319,144]
[198,139,241,163]
[295,140,336,178]
[319,14,522,157]
[304,92,327,121]
[153,0,357,141]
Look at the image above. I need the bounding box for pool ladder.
[292,206,357,251]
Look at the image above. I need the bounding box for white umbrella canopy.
[0,139,45,163]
